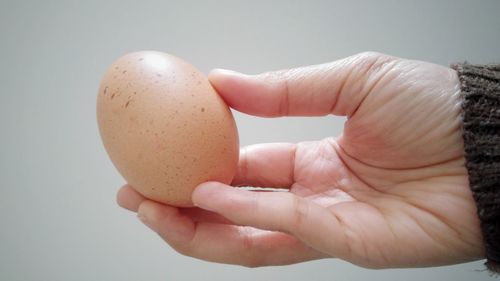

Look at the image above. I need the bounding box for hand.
[117,52,484,268]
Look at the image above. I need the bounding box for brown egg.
[97,51,239,207]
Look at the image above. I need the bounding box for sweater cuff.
[452,62,500,273]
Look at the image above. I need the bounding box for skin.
[116,52,484,268]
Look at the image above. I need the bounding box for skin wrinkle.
[396,94,457,151]
[238,226,256,264]
[334,59,354,116]
[403,206,463,265]
[327,67,341,115]
[312,67,331,115]
[400,187,475,248]
[289,196,310,239]
[328,138,376,195]
[375,207,421,267]
[279,70,291,116]
[346,53,395,118]
[348,57,398,118]
[337,135,465,172]
[328,209,352,261]
[373,208,400,267]
[336,133,466,192]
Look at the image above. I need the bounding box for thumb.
[209,52,395,117]
[192,182,351,260]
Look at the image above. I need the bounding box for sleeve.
[452,62,500,274]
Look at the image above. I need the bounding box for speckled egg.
[97,51,239,207]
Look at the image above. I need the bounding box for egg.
[97,51,239,207]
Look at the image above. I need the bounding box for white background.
[1,1,499,280]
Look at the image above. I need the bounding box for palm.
[289,59,482,267]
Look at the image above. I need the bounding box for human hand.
[117,52,484,268]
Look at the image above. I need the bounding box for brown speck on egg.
[201,107,205,112]
[122,70,127,74]
[111,93,115,100]
[125,100,130,108]
[103,86,108,95]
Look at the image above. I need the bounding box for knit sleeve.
[452,63,500,273]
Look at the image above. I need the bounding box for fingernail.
[193,198,215,212]
[138,213,158,233]
[211,68,247,77]
[192,183,219,211]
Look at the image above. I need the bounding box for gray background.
[1,0,499,280]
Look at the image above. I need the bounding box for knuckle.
[258,69,292,116]
[279,76,290,116]
[357,51,385,60]
[239,226,254,252]
[353,51,395,75]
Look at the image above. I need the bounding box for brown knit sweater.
[452,63,500,273]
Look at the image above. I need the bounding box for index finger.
[209,52,396,117]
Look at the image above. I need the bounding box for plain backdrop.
[1,1,499,280]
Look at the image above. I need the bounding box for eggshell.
[97,51,239,207]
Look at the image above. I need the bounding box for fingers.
[232,143,297,188]
[117,184,230,224]
[193,182,351,260]
[209,52,395,117]
[137,200,326,266]
[117,184,146,212]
